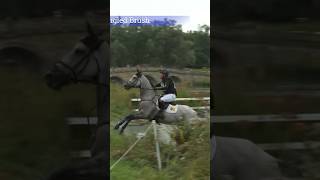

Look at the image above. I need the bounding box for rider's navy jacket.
[155,77,177,95]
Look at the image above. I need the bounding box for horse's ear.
[136,67,142,77]
[86,21,96,37]
[136,65,142,73]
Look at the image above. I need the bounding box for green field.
[110,83,210,180]
[0,67,96,180]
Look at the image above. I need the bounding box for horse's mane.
[143,74,155,88]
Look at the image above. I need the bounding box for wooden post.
[152,120,162,170]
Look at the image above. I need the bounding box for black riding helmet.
[160,69,169,77]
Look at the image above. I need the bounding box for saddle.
[153,97,178,122]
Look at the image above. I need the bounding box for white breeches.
[160,94,176,102]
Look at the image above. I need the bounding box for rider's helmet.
[160,69,169,79]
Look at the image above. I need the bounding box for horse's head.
[45,23,104,90]
[123,69,143,90]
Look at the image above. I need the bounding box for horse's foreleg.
[119,120,130,134]
[119,114,145,134]
[114,114,133,130]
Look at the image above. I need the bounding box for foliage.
[110,25,210,68]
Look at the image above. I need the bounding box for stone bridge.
[110,67,210,86]
[0,14,106,72]
[214,27,320,114]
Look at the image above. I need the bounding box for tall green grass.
[0,68,96,180]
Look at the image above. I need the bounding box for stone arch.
[110,76,124,85]
[170,75,181,83]
[0,46,42,71]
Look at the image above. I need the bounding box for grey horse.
[212,135,284,180]
[114,70,198,134]
[45,23,108,180]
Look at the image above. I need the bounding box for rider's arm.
[155,82,162,87]
[154,82,166,90]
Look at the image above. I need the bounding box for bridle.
[55,39,106,86]
[126,75,160,104]
[56,38,108,129]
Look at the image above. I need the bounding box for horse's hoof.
[119,126,125,134]
[114,123,120,130]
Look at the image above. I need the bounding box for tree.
[111,40,129,67]
[110,24,210,68]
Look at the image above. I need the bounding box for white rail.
[71,150,91,158]
[133,106,210,112]
[213,113,320,123]
[258,141,320,151]
[131,97,210,102]
[66,117,98,125]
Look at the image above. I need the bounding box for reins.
[56,40,104,84]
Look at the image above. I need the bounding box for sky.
[110,0,210,31]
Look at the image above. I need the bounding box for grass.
[110,83,210,180]
[0,67,97,180]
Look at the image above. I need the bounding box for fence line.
[213,113,320,123]
[71,150,91,158]
[70,141,320,159]
[131,97,210,113]
[259,141,320,151]
[66,117,98,125]
[133,106,210,112]
[212,113,320,152]
[131,97,210,102]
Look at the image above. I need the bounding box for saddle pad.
[165,104,178,113]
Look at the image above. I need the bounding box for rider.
[154,69,177,111]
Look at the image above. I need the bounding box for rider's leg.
[160,94,175,102]
[155,94,176,124]
[159,96,166,110]
[161,94,176,102]
[158,94,176,111]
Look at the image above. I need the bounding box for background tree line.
[0,0,105,18]
[111,25,210,68]
[214,0,320,23]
